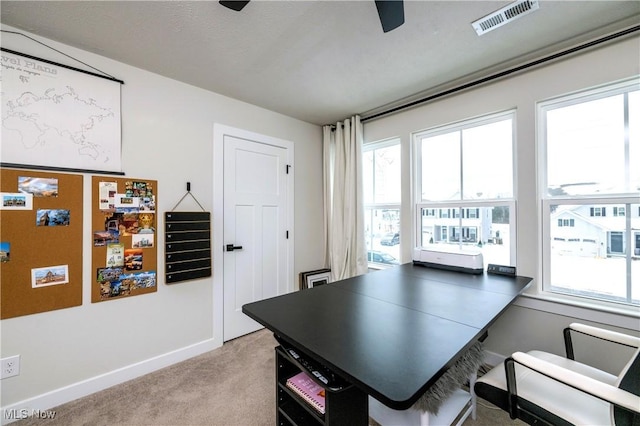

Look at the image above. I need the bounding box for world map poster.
[1,50,122,173]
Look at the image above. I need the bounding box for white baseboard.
[1,338,220,425]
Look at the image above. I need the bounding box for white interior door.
[223,134,291,341]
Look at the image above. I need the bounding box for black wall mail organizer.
[165,183,212,284]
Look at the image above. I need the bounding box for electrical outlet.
[1,355,20,379]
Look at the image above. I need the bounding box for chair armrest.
[511,351,640,414]
[569,323,640,349]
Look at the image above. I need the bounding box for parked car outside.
[367,250,399,265]
[380,233,400,246]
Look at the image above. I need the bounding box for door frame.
[212,123,294,346]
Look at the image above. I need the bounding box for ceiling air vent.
[472,0,539,36]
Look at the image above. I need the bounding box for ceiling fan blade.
[219,1,250,12]
[375,0,405,33]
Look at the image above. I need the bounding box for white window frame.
[412,110,517,266]
[537,77,640,312]
[363,137,402,267]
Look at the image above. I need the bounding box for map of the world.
[1,50,121,173]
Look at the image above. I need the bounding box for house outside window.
[414,110,516,267]
[363,138,401,267]
[539,78,639,306]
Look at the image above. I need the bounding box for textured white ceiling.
[1,1,639,125]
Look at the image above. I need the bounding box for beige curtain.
[323,115,367,281]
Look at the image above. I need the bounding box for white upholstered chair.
[474,323,640,425]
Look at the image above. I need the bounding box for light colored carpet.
[14,329,523,425]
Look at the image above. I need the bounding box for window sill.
[515,292,640,332]
[367,263,396,271]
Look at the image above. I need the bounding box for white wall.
[363,35,640,370]
[0,26,323,414]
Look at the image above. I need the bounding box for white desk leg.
[469,372,477,420]
[419,410,430,426]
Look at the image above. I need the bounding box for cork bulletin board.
[91,176,158,302]
[0,168,83,319]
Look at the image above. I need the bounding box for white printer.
[413,244,484,274]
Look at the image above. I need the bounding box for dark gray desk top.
[243,263,532,410]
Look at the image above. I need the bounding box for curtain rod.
[361,24,640,123]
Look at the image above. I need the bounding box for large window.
[363,139,401,267]
[539,78,639,306]
[414,111,516,268]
